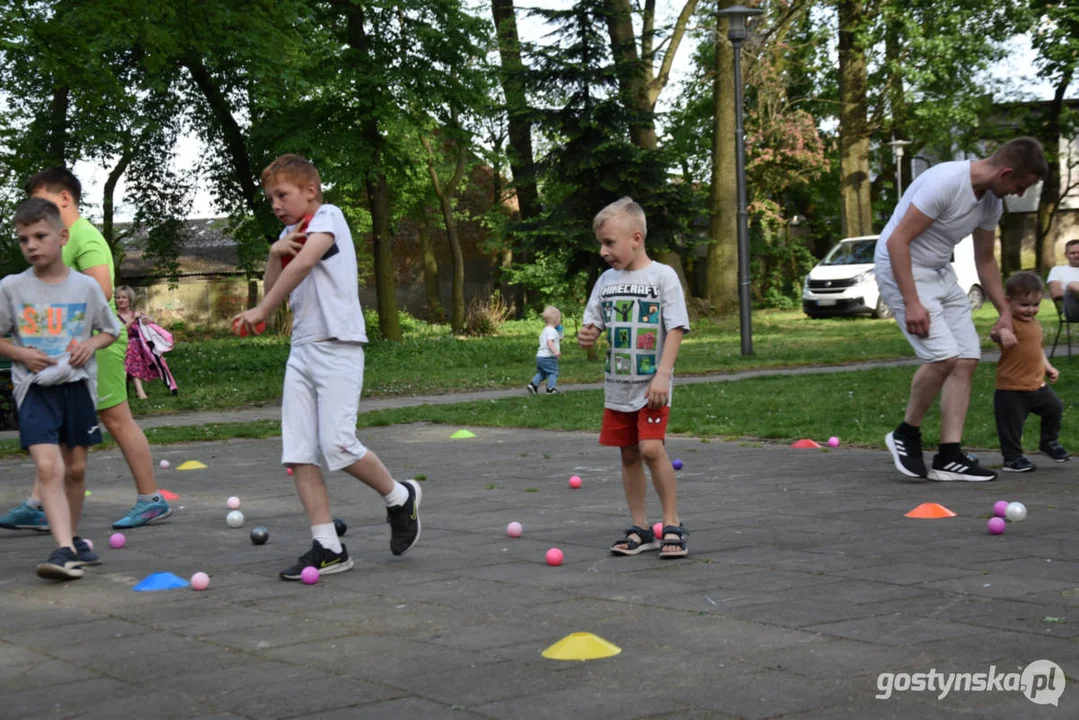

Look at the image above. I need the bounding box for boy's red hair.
[261,154,323,201]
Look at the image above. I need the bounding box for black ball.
[334,518,347,537]
[250,526,269,545]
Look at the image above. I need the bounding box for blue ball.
[334,518,347,537]
[672,459,683,470]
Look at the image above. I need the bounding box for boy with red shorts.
[578,197,691,558]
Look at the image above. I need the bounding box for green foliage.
[503,250,590,317]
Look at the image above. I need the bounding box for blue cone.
[132,571,190,592]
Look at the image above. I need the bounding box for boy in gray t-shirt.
[0,198,121,580]
[580,197,691,558]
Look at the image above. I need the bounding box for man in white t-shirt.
[875,137,1048,482]
[1047,240,1079,320]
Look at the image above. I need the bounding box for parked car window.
[822,240,875,265]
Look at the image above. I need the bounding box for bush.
[363,309,434,342]
[465,290,513,336]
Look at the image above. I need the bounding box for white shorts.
[281,341,367,472]
[876,265,981,362]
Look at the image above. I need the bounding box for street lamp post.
[888,135,912,200]
[717,4,762,357]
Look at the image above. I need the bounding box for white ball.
[226,510,245,528]
[159,459,170,469]
[1005,502,1027,522]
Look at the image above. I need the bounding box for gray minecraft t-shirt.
[0,268,121,407]
[583,261,690,412]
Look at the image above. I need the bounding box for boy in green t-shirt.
[0,168,172,531]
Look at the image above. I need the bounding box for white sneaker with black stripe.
[885,430,928,478]
[928,453,997,482]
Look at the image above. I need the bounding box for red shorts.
[599,406,670,447]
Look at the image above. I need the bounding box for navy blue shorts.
[19,382,103,450]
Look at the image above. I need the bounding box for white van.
[802,235,984,319]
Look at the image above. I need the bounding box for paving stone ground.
[1,422,1076,719]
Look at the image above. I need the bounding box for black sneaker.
[72,536,101,567]
[279,540,354,581]
[546,388,561,395]
[1002,457,1036,473]
[885,429,927,478]
[387,479,422,556]
[526,383,538,396]
[36,547,84,580]
[1040,441,1071,463]
[928,453,997,482]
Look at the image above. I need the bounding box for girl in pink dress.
[115,286,178,398]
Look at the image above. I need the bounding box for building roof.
[119,218,248,280]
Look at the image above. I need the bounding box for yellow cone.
[541,632,622,661]
[177,460,208,471]
[450,429,476,439]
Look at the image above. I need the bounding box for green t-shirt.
[63,217,125,342]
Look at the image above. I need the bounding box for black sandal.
[659,524,688,559]
[610,525,660,556]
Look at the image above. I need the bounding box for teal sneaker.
[111,498,172,529]
[0,500,50,531]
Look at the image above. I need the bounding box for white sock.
[27,498,43,510]
[384,481,409,507]
[312,523,342,553]
[138,493,161,503]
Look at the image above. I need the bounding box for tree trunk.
[999,209,1023,276]
[838,0,873,238]
[705,3,738,314]
[101,146,133,270]
[491,0,539,222]
[46,85,69,166]
[338,0,401,341]
[366,170,402,341]
[1036,69,1073,274]
[182,52,273,234]
[417,215,445,321]
[422,135,469,334]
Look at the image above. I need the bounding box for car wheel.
[968,285,985,310]
[872,296,893,320]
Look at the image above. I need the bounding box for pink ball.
[190,572,210,591]
[546,548,563,566]
[506,521,523,538]
[652,522,663,539]
[987,517,1006,535]
[301,566,319,584]
[109,532,125,549]
[84,538,94,551]
[227,496,240,510]
[159,459,169,469]
[993,501,1009,517]
[569,475,582,489]
[827,436,839,448]
[287,468,293,476]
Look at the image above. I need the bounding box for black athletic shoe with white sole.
[1040,441,1071,462]
[387,479,422,556]
[928,453,997,482]
[1002,457,1036,473]
[36,547,84,580]
[279,540,354,581]
[885,429,928,478]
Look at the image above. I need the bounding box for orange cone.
[160,490,180,501]
[905,503,957,519]
[791,439,821,449]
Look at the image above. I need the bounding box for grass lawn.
[6,352,1070,462]
[129,303,1055,416]
[347,358,1079,459]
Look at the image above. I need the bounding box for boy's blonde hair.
[542,306,561,324]
[261,154,324,201]
[593,197,647,240]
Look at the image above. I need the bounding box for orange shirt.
[996,318,1046,391]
